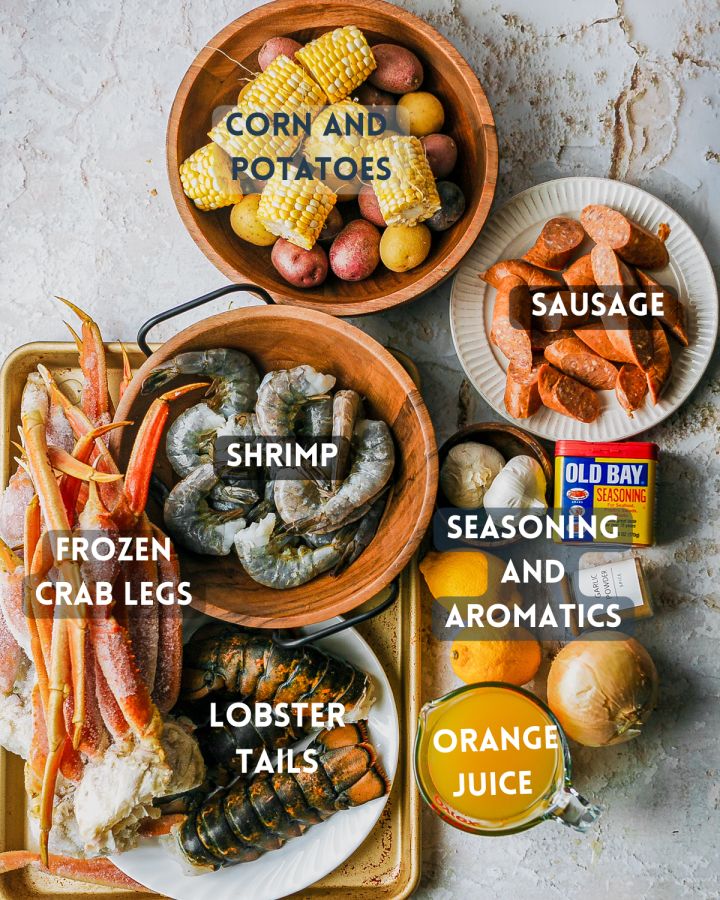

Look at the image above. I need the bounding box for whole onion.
[547,632,659,747]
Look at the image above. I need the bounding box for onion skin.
[547,632,659,747]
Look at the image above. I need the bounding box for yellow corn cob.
[367,135,441,226]
[179,143,244,211]
[296,26,376,103]
[257,166,337,250]
[209,55,327,167]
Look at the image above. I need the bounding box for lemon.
[419,550,516,604]
[451,626,542,686]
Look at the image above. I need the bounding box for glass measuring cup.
[414,682,600,836]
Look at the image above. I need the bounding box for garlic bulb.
[483,455,547,510]
[439,442,505,508]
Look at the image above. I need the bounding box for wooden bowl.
[112,305,437,628]
[436,422,553,548]
[166,0,498,315]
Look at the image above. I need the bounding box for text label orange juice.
[415,683,601,836]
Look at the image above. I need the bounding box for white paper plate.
[450,176,718,441]
[111,620,399,900]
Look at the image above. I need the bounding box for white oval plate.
[450,176,718,441]
[111,619,399,900]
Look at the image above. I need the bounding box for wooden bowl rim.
[113,304,439,627]
[166,0,498,316]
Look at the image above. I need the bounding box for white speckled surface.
[1,0,719,896]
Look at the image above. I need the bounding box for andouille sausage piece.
[522,217,585,271]
[616,365,649,416]
[591,246,653,369]
[590,245,637,299]
[534,290,591,333]
[490,275,533,369]
[581,205,670,269]
[544,337,618,390]
[646,317,672,404]
[574,323,633,363]
[505,356,543,419]
[532,329,576,352]
[635,268,689,346]
[481,259,564,290]
[537,364,600,423]
[562,253,596,290]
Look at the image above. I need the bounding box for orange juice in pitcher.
[414,683,600,835]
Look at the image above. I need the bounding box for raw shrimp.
[331,389,361,488]
[255,366,336,436]
[296,398,333,437]
[165,404,225,478]
[234,513,356,588]
[275,420,395,534]
[142,349,260,418]
[163,464,248,556]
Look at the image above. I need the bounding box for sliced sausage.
[616,365,649,416]
[635,268,688,346]
[504,357,543,419]
[481,259,564,290]
[522,217,586,271]
[544,337,618,390]
[646,318,672,404]
[534,293,591,333]
[532,329,576,352]
[580,205,669,269]
[490,275,532,369]
[602,314,653,371]
[538,364,600,423]
[562,253,596,290]
[590,245,637,299]
[574,323,633,363]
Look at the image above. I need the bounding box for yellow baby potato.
[380,224,432,272]
[397,91,445,137]
[230,195,277,246]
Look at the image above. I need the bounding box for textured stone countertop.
[1,0,718,897]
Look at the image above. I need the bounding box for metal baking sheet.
[0,342,421,900]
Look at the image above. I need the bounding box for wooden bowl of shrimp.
[166,0,498,315]
[112,305,437,628]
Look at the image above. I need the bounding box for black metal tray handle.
[137,283,274,357]
[271,578,400,648]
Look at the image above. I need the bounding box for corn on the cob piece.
[296,26,376,104]
[257,166,337,250]
[179,143,244,211]
[366,135,440,226]
[209,55,327,167]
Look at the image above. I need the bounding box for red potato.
[354,82,394,106]
[574,324,633,363]
[538,364,600,423]
[420,133,458,178]
[616,365,649,416]
[358,185,386,227]
[635,269,688,346]
[580,205,670,269]
[482,259,564,291]
[646,318,672,404]
[544,337,618,391]
[490,275,533,369]
[318,206,344,244]
[505,357,543,418]
[329,220,381,282]
[523,217,585,270]
[562,253,596,290]
[258,38,302,70]
[369,44,424,94]
[271,239,328,288]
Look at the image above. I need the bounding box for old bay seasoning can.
[554,441,657,546]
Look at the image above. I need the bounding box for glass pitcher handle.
[552,786,601,832]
